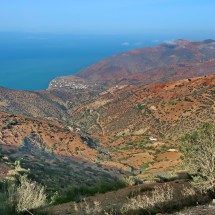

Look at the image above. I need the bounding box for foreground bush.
[0,174,47,215]
[15,174,47,214]
[180,123,215,193]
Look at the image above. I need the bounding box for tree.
[180,123,215,193]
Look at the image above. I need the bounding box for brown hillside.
[70,74,215,139]
[0,111,96,160]
[0,86,102,120]
[47,74,213,178]
[51,39,215,87]
[0,112,120,188]
[0,87,68,119]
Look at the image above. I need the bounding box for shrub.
[73,199,102,215]
[140,163,150,174]
[180,123,215,193]
[137,104,144,110]
[120,176,137,186]
[125,166,133,173]
[168,100,176,105]
[0,175,47,215]
[153,171,178,182]
[184,97,193,102]
[15,174,47,214]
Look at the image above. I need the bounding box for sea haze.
[0,32,213,91]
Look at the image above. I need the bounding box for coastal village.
[49,78,89,90]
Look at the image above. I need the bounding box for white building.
[149,137,157,141]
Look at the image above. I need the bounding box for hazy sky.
[0,0,214,34]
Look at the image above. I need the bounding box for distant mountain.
[49,39,215,88]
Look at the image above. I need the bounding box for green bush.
[137,104,144,110]
[0,180,16,215]
[140,163,149,172]
[184,97,193,102]
[180,123,215,193]
[168,100,176,105]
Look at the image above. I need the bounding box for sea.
[0,32,213,91]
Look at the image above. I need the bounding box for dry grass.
[73,199,102,214]
[121,184,174,214]
[69,184,197,215]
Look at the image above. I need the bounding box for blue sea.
[0,32,213,91]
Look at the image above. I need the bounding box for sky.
[0,0,215,34]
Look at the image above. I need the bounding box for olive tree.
[180,123,215,193]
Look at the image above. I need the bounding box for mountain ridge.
[49,39,215,88]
